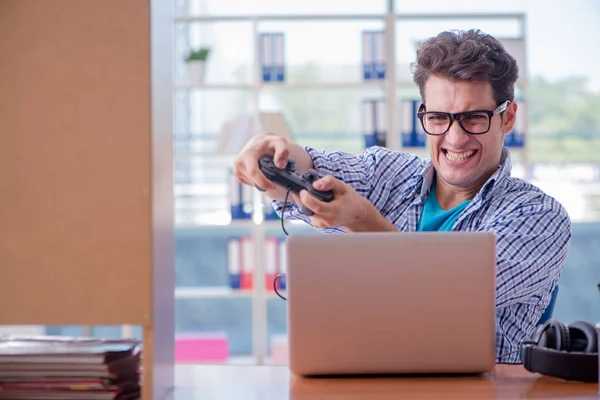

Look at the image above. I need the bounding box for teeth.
[445,150,475,162]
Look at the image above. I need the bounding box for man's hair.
[411,29,519,106]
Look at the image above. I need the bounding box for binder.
[227,238,241,289]
[375,99,387,147]
[374,31,386,80]
[264,237,279,291]
[505,100,526,148]
[362,99,376,148]
[277,239,287,291]
[274,32,285,82]
[363,99,386,148]
[362,30,386,80]
[260,32,285,83]
[241,182,254,219]
[260,33,272,82]
[230,169,252,220]
[229,170,243,219]
[362,31,373,80]
[401,99,426,148]
[240,236,254,290]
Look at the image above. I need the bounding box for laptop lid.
[286,231,496,376]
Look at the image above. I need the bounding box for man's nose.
[444,120,470,146]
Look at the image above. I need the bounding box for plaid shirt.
[273,146,571,363]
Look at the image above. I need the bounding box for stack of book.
[0,334,141,400]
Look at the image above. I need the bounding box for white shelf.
[174,83,254,90]
[175,220,257,229]
[174,81,387,91]
[174,12,524,23]
[174,13,387,22]
[175,12,525,22]
[175,287,254,299]
[174,287,287,300]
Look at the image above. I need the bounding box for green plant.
[185,47,210,62]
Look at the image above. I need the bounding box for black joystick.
[257,155,333,216]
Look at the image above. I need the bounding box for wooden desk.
[174,364,598,399]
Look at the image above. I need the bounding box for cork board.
[0,0,153,325]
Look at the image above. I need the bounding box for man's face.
[423,75,517,192]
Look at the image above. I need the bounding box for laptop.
[285,231,497,376]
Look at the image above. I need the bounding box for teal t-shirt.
[417,185,471,232]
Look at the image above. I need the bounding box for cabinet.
[172,4,528,365]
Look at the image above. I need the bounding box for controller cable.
[273,186,293,301]
[495,349,522,363]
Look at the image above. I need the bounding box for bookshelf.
[172,5,529,366]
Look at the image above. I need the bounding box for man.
[233,29,571,362]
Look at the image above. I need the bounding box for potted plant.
[185,47,211,85]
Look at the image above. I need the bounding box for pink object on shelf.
[175,332,229,362]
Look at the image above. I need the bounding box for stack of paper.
[0,335,141,400]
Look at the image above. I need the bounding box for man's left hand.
[292,175,370,230]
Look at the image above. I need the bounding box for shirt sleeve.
[270,145,421,230]
[480,191,571,362]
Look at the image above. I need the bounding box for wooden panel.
[0,0,152,325]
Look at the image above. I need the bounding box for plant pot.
[187,61,206,85]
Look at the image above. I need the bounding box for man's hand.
[233,131,314,202]
[292,175,398,232]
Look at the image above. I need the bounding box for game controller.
[257,155,333,216]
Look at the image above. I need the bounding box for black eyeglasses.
[417,100,510,136]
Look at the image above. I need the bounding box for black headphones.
[522,319,598,382]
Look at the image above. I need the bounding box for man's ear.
[501,100,518,135]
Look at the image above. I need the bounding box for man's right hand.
[233,131,314,202]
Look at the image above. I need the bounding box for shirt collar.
[409,147,513,204]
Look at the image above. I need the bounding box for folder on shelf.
[362,99,386,148]
[260,32,285,83]
[400,99,426,148]
[375,99,387,147]
[277,239,287,291]
[362,30,386,81]
[260,33,272,82]
[241,236,254,290]
[362,99,376,148]
[362,31,373,80]
[229,169,253,220]
[227,238,241,289]
[0,335,141,400]
[505,99,526,148]
[274,32,285,82]
[374,30,386,80]
[264,237,279,292]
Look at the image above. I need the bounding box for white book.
[278,240,287,275]
[229,170,242,219]
[265,238,278,276]
[242,183,254,218]
[227,239,241,289]
[274,32,285,82]
[401,99,413,135]
[374,30,386,79]
[362,31,373,80]
[363,100,376,147]
[261,33,272,82]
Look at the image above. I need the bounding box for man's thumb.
[313,175,338,192]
